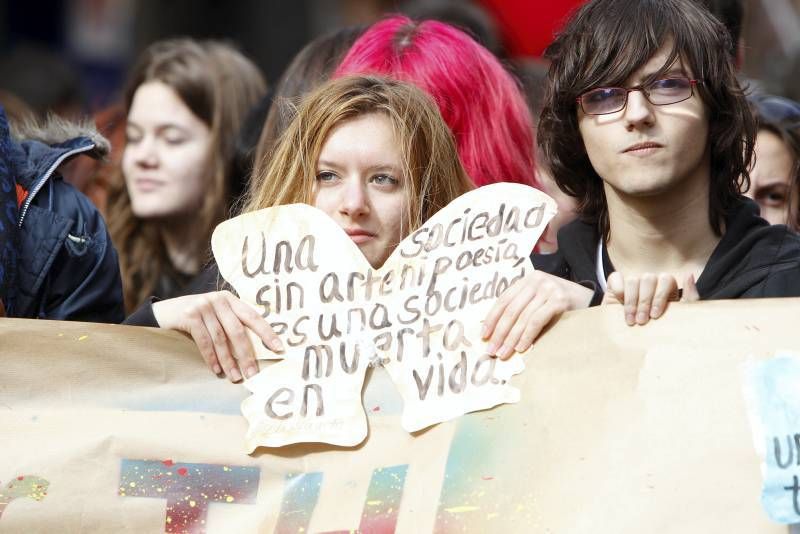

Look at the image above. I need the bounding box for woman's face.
[122,81,212,221]
[313,112,408,268]
[747,129,796,226]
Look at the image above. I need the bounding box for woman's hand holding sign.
[481,271,594,359]
[153,291,283,382]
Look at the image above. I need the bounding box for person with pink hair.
[335,15,540,189]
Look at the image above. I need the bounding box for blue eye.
[315,171,338,182]
[371,174,399,186]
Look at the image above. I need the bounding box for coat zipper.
[17,143,95,228]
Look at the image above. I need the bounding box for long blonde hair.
[109,38,266,312]
[245,75,472,232]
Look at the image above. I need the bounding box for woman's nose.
[339,179,370,217]
[130,136,159,168]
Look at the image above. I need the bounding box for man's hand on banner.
[481,272,593,359]
[603,272,700,325]
[152,291,284,382]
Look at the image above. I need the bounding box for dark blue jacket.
[0,107,124,322]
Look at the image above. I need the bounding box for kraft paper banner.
[1,298,798,533]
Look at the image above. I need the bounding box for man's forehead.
[625,41,690,83]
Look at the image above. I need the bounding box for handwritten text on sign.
[211,184,556,450]
[743,353,800,524]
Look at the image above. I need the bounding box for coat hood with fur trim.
[0,105,123,322]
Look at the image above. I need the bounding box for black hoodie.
[533,197,800,304]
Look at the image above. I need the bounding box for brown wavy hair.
[537,0,756,239]
[244,75,473,234]
[108,38,266,312]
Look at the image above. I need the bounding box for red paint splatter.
[162,459,174,467]
[177,468,188,477]
[17,476,24,480]
[481,476,494,481]
[372,406,381,412]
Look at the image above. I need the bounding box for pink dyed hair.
[335,15,538,189]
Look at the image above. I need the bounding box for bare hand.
[603,272,700,325]
[152,291,284,382]
[481,271,594,359]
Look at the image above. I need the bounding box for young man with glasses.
[534,0,800,324]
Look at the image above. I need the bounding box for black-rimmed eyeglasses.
[577,77,703,116]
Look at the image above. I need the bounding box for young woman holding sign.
[130,76,595,381]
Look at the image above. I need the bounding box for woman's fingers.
[228,295,284,353]
[198,300,240,381]
[153,291,281,382]
[485,281,540,358]
[495,288,550,358]
[511,293,567,356]
[481,272,586,358]
[211,294,260,380]
[481,278,521,341]
[184,304,222,375]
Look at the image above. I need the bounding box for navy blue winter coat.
[0,106,124,322]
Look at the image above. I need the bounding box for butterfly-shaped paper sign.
[212,183,557,451]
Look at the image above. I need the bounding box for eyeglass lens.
[581,78,694,115]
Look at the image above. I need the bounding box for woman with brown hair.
[133,75,590,382]
[746,94,800,232]
[108,38,266,312]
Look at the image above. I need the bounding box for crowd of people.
[1,0,799,381]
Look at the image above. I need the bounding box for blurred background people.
[107,38,266,313]
[747,94,800,231]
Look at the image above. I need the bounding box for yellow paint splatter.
[77,335,89,341]
[445,506,479,514]
[129,482,136,488]
[189,500,196,507]
[166,517,172,524]
[225,495,234,503]
[223,466,231,471]
[366,500,382,506]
